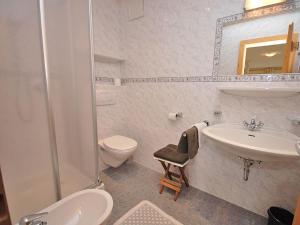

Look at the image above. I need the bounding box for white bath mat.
[114,200,183,225]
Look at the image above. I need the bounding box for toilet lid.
[103,135,137,152]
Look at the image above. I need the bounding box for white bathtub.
[22,189,113,225]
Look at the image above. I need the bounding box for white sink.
[202,123,300,161]
[19,189,113,225]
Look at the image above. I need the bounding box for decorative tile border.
[95,74,300,84]
[212,1,300,77]
[95,1,300,85]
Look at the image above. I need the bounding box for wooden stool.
[153,125,202,201]
[293,195,300,225]
[158,161,189,201]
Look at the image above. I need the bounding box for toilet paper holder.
[168,112,183,121]
[175,112,183,118]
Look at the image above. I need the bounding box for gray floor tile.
[101,161,267,225]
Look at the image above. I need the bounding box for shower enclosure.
[0,0,99,223]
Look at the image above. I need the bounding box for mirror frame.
[212,0,300,82]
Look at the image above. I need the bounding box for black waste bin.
[268,207,294,225]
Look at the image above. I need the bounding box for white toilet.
[99,135,138,168]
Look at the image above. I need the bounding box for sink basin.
[20,189,113,225]
[202,123,300,161]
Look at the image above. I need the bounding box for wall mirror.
[213,1,300,77]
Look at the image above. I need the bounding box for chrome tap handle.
[258,121,263,125]
[243,118,264,131]
[257,121,264,128]
[19,212,48,225]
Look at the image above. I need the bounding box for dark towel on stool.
[177,126,199,159]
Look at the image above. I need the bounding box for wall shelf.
[218,87,300,98]
[94,54,124,63]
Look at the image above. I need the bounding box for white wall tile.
[93,0,122,58]
[121,82,300,216]
[93,0,300,216]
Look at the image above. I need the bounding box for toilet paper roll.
[168,113,178,121]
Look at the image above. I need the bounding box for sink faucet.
[243,118,264,131]
[19,212,48,225]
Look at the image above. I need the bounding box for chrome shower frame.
[37,0,101,201]
[38,0,62,200]
[88,0,102,187]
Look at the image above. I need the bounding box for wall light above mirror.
[212,0,300,78]
[244,0,286,11]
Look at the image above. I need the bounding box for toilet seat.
[99,135,138,168]
[103,135,137,152]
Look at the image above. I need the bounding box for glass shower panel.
[44,0,97,197]
[0,0,57,223]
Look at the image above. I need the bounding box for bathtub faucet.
[243,118,264,131]
[19,212,48,225]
